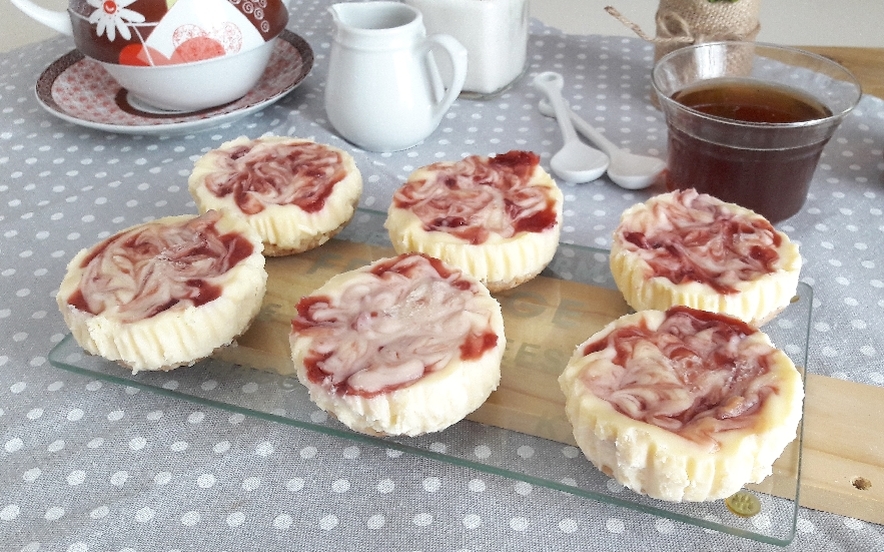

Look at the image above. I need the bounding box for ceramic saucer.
[35,30,314,136]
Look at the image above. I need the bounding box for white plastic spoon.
[538,97,667,190]
[532,71,609,183]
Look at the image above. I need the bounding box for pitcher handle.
[10,0,73,35]
[423,34,467,119]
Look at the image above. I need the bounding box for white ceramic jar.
[405,0,529,97]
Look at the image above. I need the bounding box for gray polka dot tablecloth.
[2,2,884,550]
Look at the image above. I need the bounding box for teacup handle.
[10,0,73,35]
[422,34,467,120]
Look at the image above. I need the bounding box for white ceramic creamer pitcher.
[325,1,467,152]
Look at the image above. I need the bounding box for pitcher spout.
[328,1,422,33]
[328,4,337,18]
[328,3,348,26]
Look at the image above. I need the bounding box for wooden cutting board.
[214,238,884,525]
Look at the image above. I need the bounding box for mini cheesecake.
[559,306,804,502]
[610,189,801,326]
[385,151,563,292]
[290,253,505,437]
[57,211,267,373]
[188,136,363,256]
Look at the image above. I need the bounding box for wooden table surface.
[802,46,884,99]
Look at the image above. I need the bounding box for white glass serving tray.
[49,208,811,545]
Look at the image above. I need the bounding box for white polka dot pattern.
[1,5,884,551]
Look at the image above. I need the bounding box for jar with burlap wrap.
[606,0,761,62]
[606,0,760,106]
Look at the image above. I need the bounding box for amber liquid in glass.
[666,79,833,223]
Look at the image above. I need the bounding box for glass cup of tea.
[652,41,862,223]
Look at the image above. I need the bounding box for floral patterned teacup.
[13,0,288,65]
[12,0,290,111]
